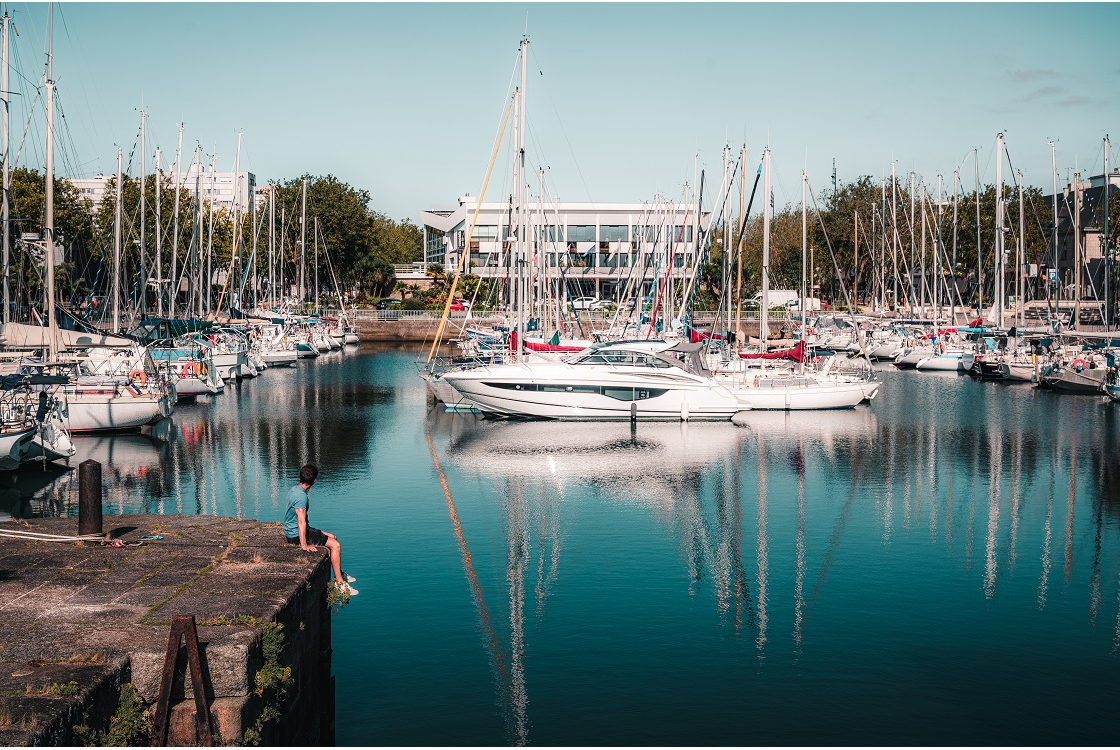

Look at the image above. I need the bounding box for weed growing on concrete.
[46,681,80,697]
[198,615,259,627]
[326,579,350,611]
[234,622,293,746]
[73,683,150,747]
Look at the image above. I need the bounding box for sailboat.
[3,7,174,434]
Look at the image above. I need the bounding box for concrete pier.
[0,515,334,746]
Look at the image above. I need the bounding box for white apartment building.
[419,197,712,301]
[69,167,257,215]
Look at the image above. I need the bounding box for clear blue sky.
[8,2,1120,224]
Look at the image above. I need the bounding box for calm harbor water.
[6,345,1120,745]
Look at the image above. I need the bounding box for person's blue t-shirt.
[283,485,310,538]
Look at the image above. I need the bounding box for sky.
[6,1,1120,225]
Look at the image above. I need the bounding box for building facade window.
[567,225,595,243]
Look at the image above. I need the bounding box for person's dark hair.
[300,464,319,485]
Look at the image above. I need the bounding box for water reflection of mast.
[792,438,806,651]
[1065,430,1076,582]
[534,458,563,618]
[506,477,528,745]
[1037,439,1055,610]
[425,431,519,744]
[983,424,1002,599]
[755,433,769,660]
[1008,430,1021,571]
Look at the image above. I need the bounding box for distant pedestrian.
[283,464,357,596]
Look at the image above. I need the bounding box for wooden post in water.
[78,459,102,536]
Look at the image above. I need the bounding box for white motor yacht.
[442,340,745,421]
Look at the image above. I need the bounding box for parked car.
[375,298,402,310]
[568,297,602,311]
[449,299,471,312]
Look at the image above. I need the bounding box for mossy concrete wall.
[0,515,335,746]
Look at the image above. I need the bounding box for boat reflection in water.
[418,362,1120,744]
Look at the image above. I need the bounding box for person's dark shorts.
[286,527,329,546]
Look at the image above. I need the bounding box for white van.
[749,290,820,310]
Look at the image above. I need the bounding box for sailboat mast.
[734,145,745,346]
[1050,141,1057,327]
[139,109,146,319]
[113,147,122,331]
[995,133,1004,328]
[1104,136,1110,329]
[1074,170,1081,331]
[155,147,162,317]
[890,162,898,309]
[1,10,10,325]
[952,170,959,326]
[1017,169,1024,329]
[974,149,982,316]
[268,187,274,310]
[800,171,807,373]
[170,124,183,319]
[761,148,771,353]
[44,3,58,360]
[313,215,319,315]
[515,36,528,361]
[206,156,216,314]
[299,177,307,311]
[192,145,201,317]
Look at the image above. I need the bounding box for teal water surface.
[9,346,1120,745]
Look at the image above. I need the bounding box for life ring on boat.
[1072,358,1087,371]
[181,362,200,377]
[129,369,147,385]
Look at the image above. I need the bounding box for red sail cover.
[509,330,588,353]
[739,340,806,362]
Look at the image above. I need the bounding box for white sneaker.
[339,581,358,597]
[342,572,357,583]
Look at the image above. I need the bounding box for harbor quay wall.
[0,515,336,746]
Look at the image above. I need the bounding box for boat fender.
[129,370,147,386]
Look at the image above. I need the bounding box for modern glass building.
[419,197,712,301]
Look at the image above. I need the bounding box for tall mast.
[920,184,928,319]
[268,187,274,310]
[909,171,916,315]
[761,148,771,353]
[1074,170,1081,331]
[800,171,807,374]
[1104,136,1111,329]
[1050,141,1057,326]
[1,10,10,324]
[169,124,183,319]
[880,178,886,311]
[516,36,528,360]
[230,131,242,315]
[299,177,307,311]
[734,145,746,346]
[1017,169,1024,329]
[313,215,319,314]
[192,145,201,317]
[44,3,58,359]
[113,147,122,331]
[974,148,982,316]
[139,108,146,319]
[206,155,215,314]
[952,169,959,326]
[995,133,1005,328]
[890,162,898,309]
[155,146,162,317]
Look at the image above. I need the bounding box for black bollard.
[78,459,103,536]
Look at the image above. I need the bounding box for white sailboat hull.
[728,379,878,410]
[62,390,173,433]
[0,427,37,470]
